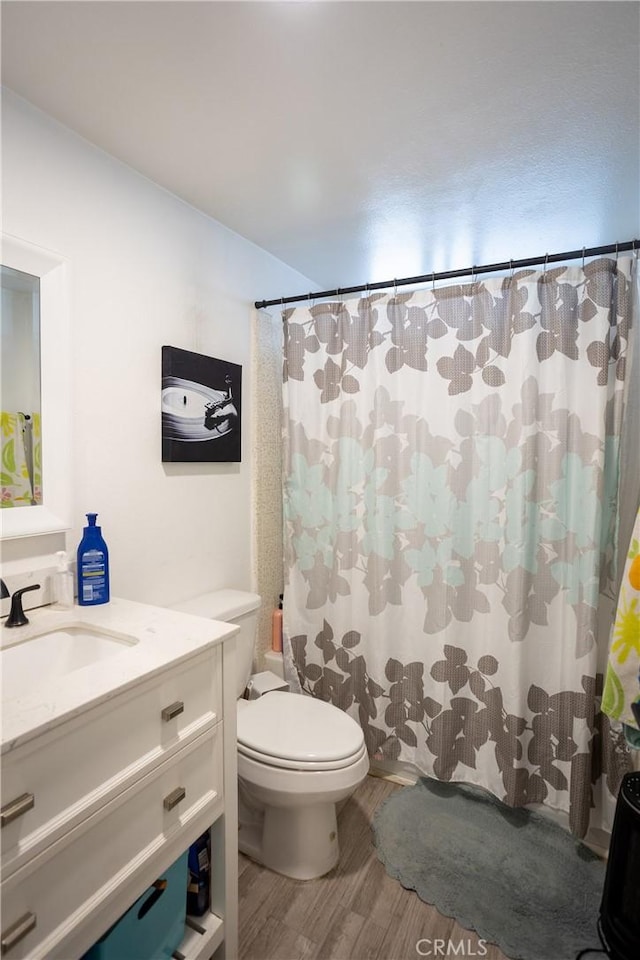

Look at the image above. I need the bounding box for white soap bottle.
[55,550,74,609]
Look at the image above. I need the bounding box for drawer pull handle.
[163,786,186,811]
[1,912,37,954]
[161,701,184,722]
[1,793,35,828]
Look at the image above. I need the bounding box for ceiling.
[2,1,639,293]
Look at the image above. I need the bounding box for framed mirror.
[1,264,41,509]
[0,235,71,539]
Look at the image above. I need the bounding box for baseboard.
[368,762,418,786]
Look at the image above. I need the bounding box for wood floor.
[238,775,510,960]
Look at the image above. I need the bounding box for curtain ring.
[509,259,514,280]
[543,253,549,276]
[615,242,619,263]
[432,271,436,292]
[582,247,586,270]
[393,278,398,299]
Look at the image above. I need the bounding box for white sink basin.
[1,625,138,700]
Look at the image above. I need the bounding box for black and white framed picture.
[161,346,242,462]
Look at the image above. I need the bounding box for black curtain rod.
[255,239,639,311]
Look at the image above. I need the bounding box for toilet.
[171,589,369,880]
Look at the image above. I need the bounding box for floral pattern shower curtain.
[282,256,638,837]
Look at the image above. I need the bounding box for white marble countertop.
[1,597,236,754]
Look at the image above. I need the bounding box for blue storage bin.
[82,851,189,960]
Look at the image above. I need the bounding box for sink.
[1,625,138,700]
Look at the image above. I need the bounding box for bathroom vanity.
[0,598,239,959]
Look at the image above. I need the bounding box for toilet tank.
[170,589,261,698]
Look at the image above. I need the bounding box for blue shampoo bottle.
[77,513,110,605]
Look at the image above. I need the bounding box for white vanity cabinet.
[0,601,238,960]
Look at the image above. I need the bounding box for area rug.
[372,777,606,960]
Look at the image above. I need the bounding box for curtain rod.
[255,239,640,311]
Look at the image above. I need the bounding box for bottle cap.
[86,513,98,526]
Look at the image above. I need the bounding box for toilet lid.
[237,691,365,764]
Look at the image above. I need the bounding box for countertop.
[1,597,237,753]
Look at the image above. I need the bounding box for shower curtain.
[282,256,638,837]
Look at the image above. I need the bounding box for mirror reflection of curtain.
[1,411,42,507]
[282,255,639,839]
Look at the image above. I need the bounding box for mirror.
[1,264,42,508]
[0,235,71,539]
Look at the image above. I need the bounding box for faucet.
[0,579,9,600]
[4,584,41,628]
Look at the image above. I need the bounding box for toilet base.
[239,792,340,880]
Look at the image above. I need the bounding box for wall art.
[162,345,242,462]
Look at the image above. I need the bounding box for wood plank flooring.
[238,775,510,960]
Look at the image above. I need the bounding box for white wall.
[1,90,314,607]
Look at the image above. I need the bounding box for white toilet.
[171,589,369,880]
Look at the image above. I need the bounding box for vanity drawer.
[0,726,223,960]
[1,646,221,876]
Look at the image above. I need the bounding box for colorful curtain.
[1,412,42,507]
[603,502,640,741]
[282,256,638,837]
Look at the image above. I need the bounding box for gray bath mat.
[373,777,606,960]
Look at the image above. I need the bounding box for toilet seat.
[238,739,368,772]
[237,691,365,768]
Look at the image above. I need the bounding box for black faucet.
[0,579,9,600]
[5,584,41,628]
